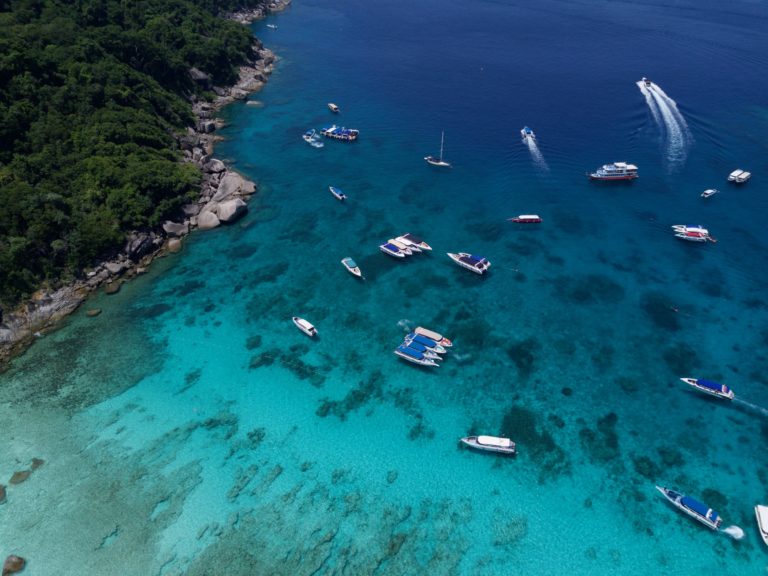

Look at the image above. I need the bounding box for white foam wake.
[637,81,691,166]
[723,525,744,540]
[636,81,661,125]
[733,397,768,417]
[525,138,549,171]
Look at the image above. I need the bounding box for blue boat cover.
[406,340,427,353]
[343,258,357,267]
[409,333,437,348]
[383,243,400,251]
[698,379,725,392]
[465,255,487,265]
[681,496,716,520]
[396,345,422,359]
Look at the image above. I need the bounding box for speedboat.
[588,162,639,181]
[414,326,452,347]
[321,125,359,141]
[755,505,768,546]
[701,189,718,198]
[404,333,446,354]
[292,316,317,337]
[396,233,432,251]
[507,214,542,223]
[728,169,750,183]
[327,103,340,113]
[679,377,734,400]
[642,77,652,87]
[341,257,362,278]
[266,24,278,30]
[302,129,324,148]
[403,340,442,360]
[388,238,418,254]
[671,224,716,243]
[447,252,491,275]
[380,242,407,258]
[460,435,516,455]
[329,186,347,201]
[520,126,535,143]
[656,486,722,530]
[393,345,439,367]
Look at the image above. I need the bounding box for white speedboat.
[388,238,418,254]
[641,77,652,87]
[460,435,516,455]
[671,225,716,243]
[341,257,362,278]
[728,169,750,183]
[425,131,452,168]
[507,214,542,223]
[327,102,340,113]
[755,505,768,546]
[414,326,452,347]
[266,24,278,30]
[397,233,432,251]
[679,377,734,400]
[292,316,317,337]
[447,252,491,274]
[701,189,718,198]
[380,242,406,258]
[656,486,722,530]
[329,186,347,201]
[393,345,439,367]
[520,126,535,143]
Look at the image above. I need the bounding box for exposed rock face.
[167,238,183,253]
[213,171,248,202]
[124,231,159,261]
[197,211,221,231]
[217,198,248,223]
[203,158,226,173]
[2,555,26,575]
[162,221,189,237]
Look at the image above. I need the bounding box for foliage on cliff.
[0,0,266,306]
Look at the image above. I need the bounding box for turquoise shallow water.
[2,0,768,574]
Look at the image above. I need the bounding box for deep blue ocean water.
[2,1,768,574]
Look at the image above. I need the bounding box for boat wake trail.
[733,398,768,417]
[397,319,415,332]
[525,139,549,171]
[723,525,745,540]
[636,80,691,166]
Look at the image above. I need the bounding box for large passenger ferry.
[588,162,638,181]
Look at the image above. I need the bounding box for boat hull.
[656,486,721,530]
[292,317,317,338]
[755,505,768,546]
[447,252,490,275]
[460,436,516,455]
[341,258,362,278]
[680,378,734,400]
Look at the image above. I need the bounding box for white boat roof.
[739,171,751,177]
[477,435,512,448]
[295,318,314,329]
[415,327,444,341]
[729,169,744,176]
[518,214,540,219]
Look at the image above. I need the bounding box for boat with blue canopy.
[656,486,722,530]
[403,340,441,360]
[380,242,407,258]
[447,252,491,275]
[321,125,359,141]
[393,345,439,367]
[680,377,734,400]
[405,333,446,354]
[341,257,362,278]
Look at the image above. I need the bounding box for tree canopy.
[0,0,266,305]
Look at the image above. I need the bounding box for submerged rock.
[0,484,6,504]
[2,554,25,575]
[9,470,30,485]
[86,309,102,317]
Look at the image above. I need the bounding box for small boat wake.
[733,397,768,417]
[723,525,745,540]
[636,79,691,167]
[397,319,415,332]
[525,138,549,171]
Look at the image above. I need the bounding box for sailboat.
[425,131,452,168]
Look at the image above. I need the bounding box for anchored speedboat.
[292,316,317,338]
[656,486,722,530]
[460,435,516,455]
[679,377,734,400]
[393,344,439,367]
[447,252,491,275]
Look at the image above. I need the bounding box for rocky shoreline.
[0,1,290,369]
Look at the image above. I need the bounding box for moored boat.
[672,224,716,243]
[460,435,516,455]
[728,169,750,183]
[414,326,452,347]
[393,345,439,367]
[321,125,359,141]
[447,252,491,275]
[425,131,451,168]
[404,333,446,354]
[380,242,407,258]
[588,162,638,181]
[329,186,347,201]
[701,188,718,198]
[755,505,768,546]
[679,377,734,400]
[656,486,722,530]
[327,102,340,113]
[520,126,535,143]
[507,214,542,223]
[403,340,442,360]
[341,257,362,278]
[397,233,432,251]
[388,238,418,254]
[292,316,317,337]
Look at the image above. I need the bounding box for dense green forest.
[0,0,267,307]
